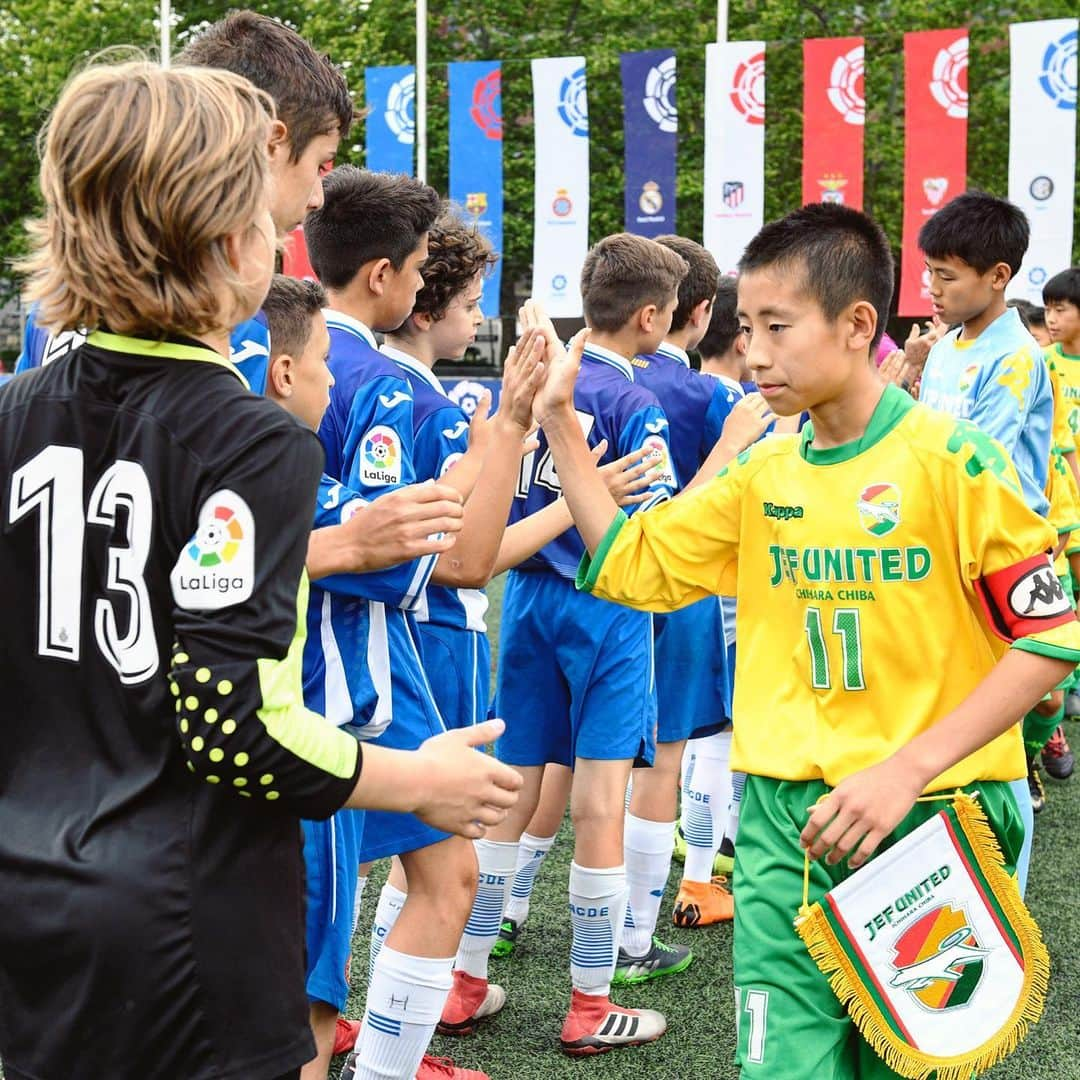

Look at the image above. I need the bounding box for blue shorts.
[303,809,364,1011]
[653,598,732,744]
[494,570,656,768]
[418,623,491,730]
[355,614,451,862]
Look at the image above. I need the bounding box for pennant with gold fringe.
[794,792,1048,1080]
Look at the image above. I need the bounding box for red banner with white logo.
[898,29,969,316]
[282,226,317,281]
[802,37,864,210]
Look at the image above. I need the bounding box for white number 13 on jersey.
[9,446,158,683]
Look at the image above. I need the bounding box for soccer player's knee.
[408,840,477,908]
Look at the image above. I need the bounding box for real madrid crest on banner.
[795,793,1049,1080]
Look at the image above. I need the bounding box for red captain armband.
[975,554,1077,642]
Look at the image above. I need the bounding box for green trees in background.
[2,0,1078,314]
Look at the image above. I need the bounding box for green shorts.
[733,774,1023,1079]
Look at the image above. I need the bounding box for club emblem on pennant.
[723,181,745,208]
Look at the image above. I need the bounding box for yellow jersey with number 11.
[578,385,1080,791]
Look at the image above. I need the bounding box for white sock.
[503,832,556,924]
[682,731,732,884]
[727,768,746,844]
[457,838,518,980]
[368,882,406,981]
[568,861,627,998]
[622,813,675,957]
[353,945,453,1080]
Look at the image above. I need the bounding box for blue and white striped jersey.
[381,343,489,633]
[510,342,678,579]
[15,302,272,396]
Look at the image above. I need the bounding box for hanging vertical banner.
[802,37,865,210]
[620,49,677,237]
[282,227,317,281]
[898,29,969,316]
[703,41,766,276]
[1007,20,1078,305]
[449,60,504,318]
[531,56,589,318]
[364,64,415,175]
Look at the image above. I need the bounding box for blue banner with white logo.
[364,64,416,175]
[621,49,677,237]
[449,61,504,319]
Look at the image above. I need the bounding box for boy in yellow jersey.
[529,203,1080,1078]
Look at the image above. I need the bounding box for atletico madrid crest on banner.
[723,181,745,208]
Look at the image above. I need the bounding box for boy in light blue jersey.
[917,189,1051,864]
[481,233,689,1057]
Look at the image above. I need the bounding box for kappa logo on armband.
[171,490,255,611]
[361,426,403,485]
[642,435,675,487]
[1008,565,1071,620]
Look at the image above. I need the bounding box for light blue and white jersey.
[15,302,272,395]
[920,307,1052,516]
[381,343,489,633]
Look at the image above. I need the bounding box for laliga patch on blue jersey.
[359,425,404,485]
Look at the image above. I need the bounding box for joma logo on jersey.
[888,905,989,1011]
[763,501,804,520]
[857,483,901,537]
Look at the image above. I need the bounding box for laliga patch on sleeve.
[359,425,403,485]
[170,489,255,611]
[642,434,676,487]
[341,497,367,523]
[976,554,1075,641]
[439,452,464,477]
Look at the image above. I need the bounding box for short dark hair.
[917,190,1029,279]
[1006,298,1045,330]
[262,274,327,359]
[177,11,352,161]
[739,203,894,350]
[304,166,441,290]
[581,233,687,334]
[1043,267,1080,308]
[697,277,741,358]
[412,210,497,322]
[654,235,720,333]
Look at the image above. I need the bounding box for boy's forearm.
[306,524,369,579]
[440,443,485,502]
[343,743,422,814]
[891,647,1074,789]
[543,407,622,554]
[492,499,573,576]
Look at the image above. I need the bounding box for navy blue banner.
[449,61,504,319]
[620,50,677,237]
[364,64,415,175]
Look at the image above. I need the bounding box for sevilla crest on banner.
[899,30,969,316]
[803,38,865,210]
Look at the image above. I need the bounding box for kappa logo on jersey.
[442,420,470,440]
[557,66,589,137]
[889,906,989,1010]
[361,426,402,484]
[729,51,765,125]
[1008,563,1071,619]
[929,37,968,119]
[379,389,412,410]
[957,362,979,393]
[470,68,503,140]
[642,435,675,486]
[171,490,255,611]
[439,452,464,477]
[385,72,416,144]
[41,330,87,366]
[1039,28,1077,110]
[643,56,677,133]
[857,483,901,537]
[827,45,865,125]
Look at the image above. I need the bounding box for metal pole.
[716,0,728,43]
[415,0,427,181]
[160,0,171,68]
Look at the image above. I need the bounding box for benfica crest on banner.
[795,794,1048,1080]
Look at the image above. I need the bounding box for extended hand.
[412,720,523,838]
[719,392,773,454]
[800,759,925,869]
[534,327,589,426]
[500,328,547,432]
[594,440,658,506]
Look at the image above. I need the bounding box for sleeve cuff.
[1012,637,1080,664]
[575,511,628,593]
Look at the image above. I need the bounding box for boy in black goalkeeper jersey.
[0,61,519,1080]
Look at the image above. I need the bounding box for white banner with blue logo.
[1007,20,1078,305]
[364,64,416,175]
[621,49,677,237]
[531,56,590,317]
[449,61,504,319]
[703,41,766,276]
